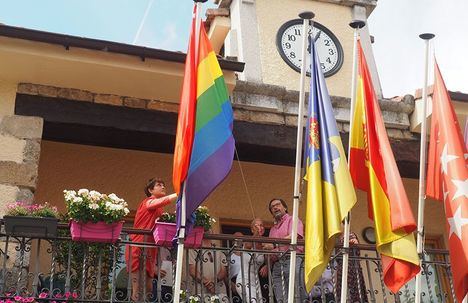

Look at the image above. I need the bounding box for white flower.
[89,203,99,210]
[64,190,77,201]
[108,193,119,201]
[124,208,130,215]
[189,296,200,302]
[78,188,89,196]
[89,190,102,201]
[73,197,83,203]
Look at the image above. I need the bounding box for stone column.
[0,82,43,215]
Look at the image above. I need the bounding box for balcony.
[0,222,457,303]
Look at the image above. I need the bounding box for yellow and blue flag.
[304,37,357,292]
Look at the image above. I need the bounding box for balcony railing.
[0,222,457,303]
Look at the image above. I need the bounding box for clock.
[276,19,344,77]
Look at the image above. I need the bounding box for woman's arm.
[146,193,177,211]
[217,265,227,281]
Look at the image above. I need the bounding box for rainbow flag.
[173,9,235,233]
[304,37,356,292]
[349,40,420,292]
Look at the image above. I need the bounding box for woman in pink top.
[125,178,177,301]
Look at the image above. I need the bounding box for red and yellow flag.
[349,41,420,293]
[426,61,468,302]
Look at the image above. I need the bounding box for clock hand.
[314,31,321,42]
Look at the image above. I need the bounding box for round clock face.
[276,19,344,77]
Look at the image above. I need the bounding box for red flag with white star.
[426,61,468,301]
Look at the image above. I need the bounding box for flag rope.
[234,147,256,219]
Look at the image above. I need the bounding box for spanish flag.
[349,41,420,292]
[304,36,357,292]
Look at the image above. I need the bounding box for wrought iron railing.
[0,223,457,303]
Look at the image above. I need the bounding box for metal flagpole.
[173,186,187,302]
[287,11,314,303]
[415,32,435,303]
[173,2,205,302]
[341,20,365,303]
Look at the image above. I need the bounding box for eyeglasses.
[270,201,282,210]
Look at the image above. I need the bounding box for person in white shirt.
[236,219,265,302]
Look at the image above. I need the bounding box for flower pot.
[70,220,123,243]
[153,222,204,248]
[3,216,58,238]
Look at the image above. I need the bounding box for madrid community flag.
[349,41,420,293]
[426,61,468,301]
[304,37,357,292]
[173,6,235,233]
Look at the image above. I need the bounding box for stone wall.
[232,80,416,140]
[17,81,416,141]
[0,115,43,214]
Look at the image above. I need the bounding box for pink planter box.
[153,222,204,248]
[70,220,123,243]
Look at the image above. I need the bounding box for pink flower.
[13,296,22,301]
[64,292,71,299]
[38,292,48,299]
[54,293,62,299]
[72,292,78,299]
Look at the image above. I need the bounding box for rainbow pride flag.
[173,12,235,233]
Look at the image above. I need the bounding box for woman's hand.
[203,278,215,293]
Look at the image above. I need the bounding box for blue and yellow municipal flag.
[304,37,357,292]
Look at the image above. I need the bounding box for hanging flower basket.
[63,189,129,243]
[70,220,124,243]
[153,222,204,248]
[3,202,60,238]
[3,215,58,238]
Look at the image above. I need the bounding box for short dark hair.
[144,178,165,197]
[268,198,288,214]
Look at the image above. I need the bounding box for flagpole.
[341,19,365,303]
[173,186,187,303]
[173,2,205,302]
[287,11,314,303]
[414,32,435,303]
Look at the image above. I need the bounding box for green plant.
[63,189,129,223]
[158,206,216,231]
[193,206,216,232]
[158,212,176,223]
[5,201,59,218]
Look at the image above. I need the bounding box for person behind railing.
[229,232,244,302]
[124,177,177,302]
[235,218,265,302]
[152,247,174,302]
[264,198,308,303]
[309,266,335,303]
[188,230,228,302]
[335,232,368,303]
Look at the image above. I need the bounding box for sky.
[0,0,466,98]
